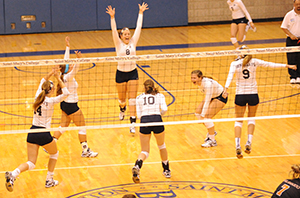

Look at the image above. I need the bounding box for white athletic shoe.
[201,139,217,148]
[163,170,171,178]
[132,165,140,183]
[5,172,15,192]
[236,146,243,159]
[296,77,300,84]
[45,178,59,188]
[119,106,126,120]
[81,148,98,158]
[119,111,125,120]
[130,124,136,134]
[290,78,296,84]
[245,143,252,154]
[204,131,217,142]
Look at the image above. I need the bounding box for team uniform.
[227,0,252,24]
[60,46,80,115]
[225,58,287,106]
[110,14,143,82]
[272,179,300,198]
[28,78,70,146]
[281,9,300,82]
[198,77,227,118]
[136,93,168,134]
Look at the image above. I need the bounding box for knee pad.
[204,121,214,129]
[49,151,59,160]
[78,129,86,135]
[235,121,243,128]
[141,151,149,160]
[158,143,166,150]
[128,98,136,106]
[26,161,35,170]
[58,126,66,134]
[195,113,202,120]
[230,37,238,44]
[248,120,255,126]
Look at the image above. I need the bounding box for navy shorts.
[27,125,53,146]
[211,92,228,104]
[235,94,259,106]
[232,17,248,25]
[60,101,80,115]
[140,115,164,135]
[116,68,139,83]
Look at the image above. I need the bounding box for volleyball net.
[0,46,300,134]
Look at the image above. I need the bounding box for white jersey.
[110,14,143,72]
[198,78,224,117]
[63,46,79,103]
[136,93,168,119]
[281,10,300,38]
[227,0,252,22]
[33,78,70,128]
[225,58,286,95]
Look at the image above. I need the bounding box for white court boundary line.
[1,153,299,174]
[1,114,300,135]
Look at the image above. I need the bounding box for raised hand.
[106,5,115,17]
[65,36,70,47]
[75,50,82,58]
[139,2,149,13]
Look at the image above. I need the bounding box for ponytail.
[242,55,253,67]
[144,79,159,95]
[33,91,46,112]
[33,80,53,111]
[57,65,65,96]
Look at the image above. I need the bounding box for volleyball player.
[223,46,297,159]
[132,79,170,183]
[191,70,228,148]
[52,37,98,158]
[5,66,70,192]
[227,0,256,49]
[106,2,149,134]
[272,164,300,197]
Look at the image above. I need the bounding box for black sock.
[130,116,136,124]
[162,161,170,171]
[135,159,143,169]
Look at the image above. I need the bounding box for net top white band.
[1,46,300,68]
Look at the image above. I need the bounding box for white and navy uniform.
[225,58,286,106]
[28,78,70,146]
[281,9,300,79]
[110,14,143,83]
[227,0,252,24]
[136,93,168,134]
[60,46,81,115]
[272,179,300,198]
[198,78,227,118]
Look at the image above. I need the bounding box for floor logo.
[66,181,272,197]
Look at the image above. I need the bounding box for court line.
[1,153,299,173]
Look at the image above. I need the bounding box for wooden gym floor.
[0,21,300,198]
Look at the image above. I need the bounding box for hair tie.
[64,64,69,74]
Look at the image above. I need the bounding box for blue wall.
[0,0,187,34]
[0,0,3,34]
[4,0,51,34]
